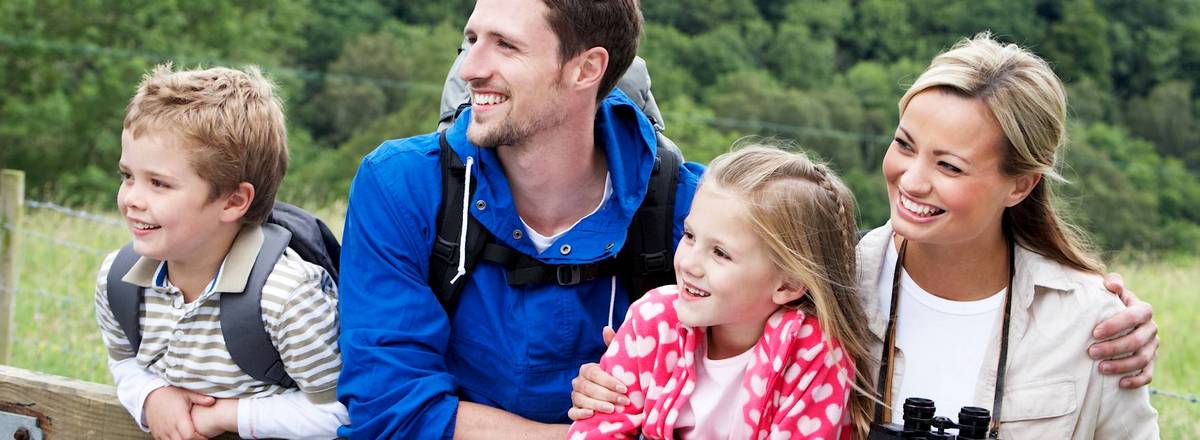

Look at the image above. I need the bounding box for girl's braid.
[810,164,856,273]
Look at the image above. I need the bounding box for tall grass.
[6,202,1196,437]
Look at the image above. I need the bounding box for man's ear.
[772,280,807,306]
[219,182,255,223]
[566,47,608,92]
[1005,172,1042,207]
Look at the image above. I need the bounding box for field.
[5,202,1196,437]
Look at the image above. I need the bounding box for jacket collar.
[443,88,659,263]
[855,222,1083,340]
[120,224,264,294]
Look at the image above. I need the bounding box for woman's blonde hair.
[704,143,874,435]
[899,33,1104,274]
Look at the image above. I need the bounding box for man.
[336,0,703,438]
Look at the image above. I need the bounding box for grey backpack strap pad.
[220,223,296,388]
[107,244,146,350]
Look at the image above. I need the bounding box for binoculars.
[867,397,994,440]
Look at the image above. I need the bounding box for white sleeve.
[109,357,170,432]
[237,390,348,439]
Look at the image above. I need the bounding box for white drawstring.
[450,156,475,285]
[608,276,617,329]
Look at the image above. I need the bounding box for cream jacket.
[857,224,1158,439]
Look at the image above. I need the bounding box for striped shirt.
[94,225,342,403]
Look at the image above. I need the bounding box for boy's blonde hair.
[703,143,873,435]
[123,63,287,225]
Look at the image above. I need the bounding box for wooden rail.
[0,365,238,439]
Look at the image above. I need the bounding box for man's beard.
[468,107,553,148]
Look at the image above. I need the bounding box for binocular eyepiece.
[867,397,994,440]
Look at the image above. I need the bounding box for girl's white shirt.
[673,340,754,440]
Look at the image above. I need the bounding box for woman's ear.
[772,280,807,306]
[1005,172,1042,207]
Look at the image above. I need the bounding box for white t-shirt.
[522,173,612,253]
[674,340,754,440]
[876,239,1005,422]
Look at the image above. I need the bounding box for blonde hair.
[704,143,874,436]
[123,63,288,225]
[899,33,1104,274]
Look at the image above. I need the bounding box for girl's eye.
[118,171,132,180]
[713,247,730,260]
[682,230,694,241]
[150,179,169,189]
[894,137,913,152]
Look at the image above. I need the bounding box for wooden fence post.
[0,169,24,365]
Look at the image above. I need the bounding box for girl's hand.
[568,362,631,421]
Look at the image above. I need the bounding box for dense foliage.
[2,0,1197,256]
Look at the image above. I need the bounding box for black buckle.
[556,265,584,285]
[555,264,602,286]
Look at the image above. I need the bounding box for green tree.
[1123,81,1200,170]
[1042,0,1111,85]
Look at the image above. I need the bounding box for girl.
[567,145,872,439]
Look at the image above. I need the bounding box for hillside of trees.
[2,0,1198,256]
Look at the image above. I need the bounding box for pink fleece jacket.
[568,285,853,439]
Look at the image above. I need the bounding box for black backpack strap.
[221,223,295,388]
[428,131,490,314]
[107,244,145,351]
[267,202,341,284]
[617,136,682,302]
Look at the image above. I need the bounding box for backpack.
[106,202,340,388]
[429,43,684,314]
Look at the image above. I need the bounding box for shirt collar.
[855,222,1084,339]
[120,224,265,295]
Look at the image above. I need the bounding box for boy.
[94,64,346,439]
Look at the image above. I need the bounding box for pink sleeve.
[769,319,854,439]
[567,293,670,439]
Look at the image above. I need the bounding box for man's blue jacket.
[336,89,704,438]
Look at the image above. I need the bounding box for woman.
[571,34,1159,438]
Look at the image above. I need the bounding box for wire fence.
[3,198,1198,407]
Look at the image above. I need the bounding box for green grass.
[5,203,1196,437]
[1111,256,1200,438]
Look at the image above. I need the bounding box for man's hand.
[145,386,215,440]
[191,398,238,438]
[1089,273,1159,388]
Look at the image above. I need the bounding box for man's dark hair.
[542,0,643,102]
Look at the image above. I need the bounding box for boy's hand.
[1089,273,1159,388]
[145,386,215,440]
[191,398,238,438]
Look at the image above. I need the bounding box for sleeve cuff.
[109,357,169,431]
